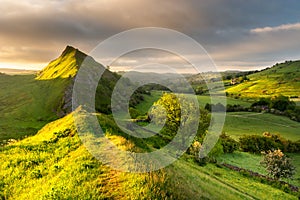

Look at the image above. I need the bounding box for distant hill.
[0,68,37,75]
[226,60,300,98]
[117,71,187,83]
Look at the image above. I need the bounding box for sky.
[0,0,300,72]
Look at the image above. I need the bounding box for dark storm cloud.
[0,0,300,70]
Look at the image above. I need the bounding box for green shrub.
[129,107,140,119]
[239,133,300,153]
[220,132,239,153]
[239,134,279,153]
[207,140,224,160]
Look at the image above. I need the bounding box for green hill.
[0,46,120,144]
[226,60,300,98]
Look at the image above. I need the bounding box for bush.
[260,149,295,180]
[239,134,279,153]
[129,107,140,119]
[271,95,295,112]
[207,140,224,160]
[220,133,239,153]
[239,133,300,154]
[204,103,226,112]
[226,104,247,112]
[189,139,223,165]
[251,97,271,107]
[188,141,201,158]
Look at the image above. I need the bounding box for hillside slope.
[0,111,297,199]
[0,73,69,143]
[226,60,300,98]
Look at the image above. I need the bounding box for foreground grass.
[172,159,297,199]
[0,112,298,199]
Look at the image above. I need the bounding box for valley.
[0,46,299,199]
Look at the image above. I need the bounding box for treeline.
[190,132,300,163]
[222,71,257,81]
[204,103,248,112]
[251,95,300,122]
[204,95,300,122]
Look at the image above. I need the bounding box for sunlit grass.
[0,111,298,199]
[226,61,300,98]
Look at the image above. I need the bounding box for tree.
[149,93,210,144]
[271,95,295,112]
[220,132,239,153]
[260,149,295,180]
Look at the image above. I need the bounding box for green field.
[135,91,163,115]
[135,93,300,141]
[135,91,252,114]
[221,112,300,141]
[217,152,300,187]
[196,95,252,107]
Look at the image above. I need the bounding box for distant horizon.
[0,48,297,73]
[0,61,286,74]
[0,44,292,74]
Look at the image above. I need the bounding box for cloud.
[250,23,300,33]
[0,0,300,71]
